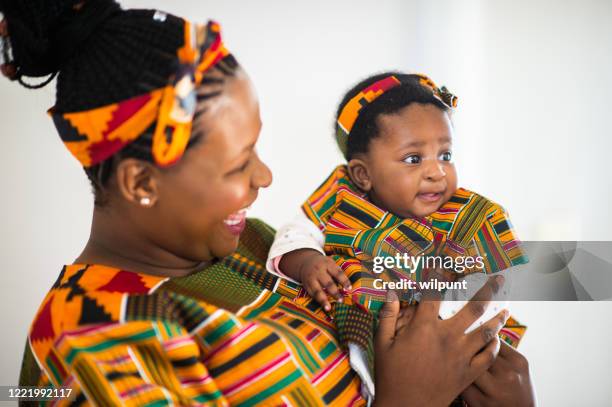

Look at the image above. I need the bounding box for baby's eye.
[403,155,421,164]
[439,151,453,162]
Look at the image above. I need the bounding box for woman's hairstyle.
[335,72,455,161]
[0,0,239,205]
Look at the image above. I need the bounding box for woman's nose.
[252,155,273,189]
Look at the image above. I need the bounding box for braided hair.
[336,72,452,161]
[0,0,239,205]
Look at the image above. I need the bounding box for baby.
[267,72,527,322]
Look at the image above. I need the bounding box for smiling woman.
[75,70,272,277]
[2,0,532,405]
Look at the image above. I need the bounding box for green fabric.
[161,218,277,312]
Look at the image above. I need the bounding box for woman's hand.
[373,276,509,407]
[461,341,537,407]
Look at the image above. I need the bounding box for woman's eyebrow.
[228,141,256,165]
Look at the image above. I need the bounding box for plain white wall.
[1,1,611,406]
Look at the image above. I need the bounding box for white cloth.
[265,211,325,283]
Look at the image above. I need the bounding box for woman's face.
[147,71,272,261]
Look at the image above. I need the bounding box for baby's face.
[358,103,457,218]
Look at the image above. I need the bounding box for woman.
[1,0,535,405]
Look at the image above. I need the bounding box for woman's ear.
[347,158,373,192]
[114,159,159,208]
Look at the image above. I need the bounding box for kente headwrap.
[49,19,229,167]
[335,73,459,158]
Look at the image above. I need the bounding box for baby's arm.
[266,211,324,279]
[267,212,351,310]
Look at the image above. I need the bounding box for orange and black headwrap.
[49,18,230,168]
[335,73,458,158]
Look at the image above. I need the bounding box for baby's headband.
[335,73,458,158]
[50,18,229,168]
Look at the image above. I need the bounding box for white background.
[1,1,611,405]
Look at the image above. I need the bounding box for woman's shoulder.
[29,264,167,331]
[28,264,164,330]
[22,264,167,384]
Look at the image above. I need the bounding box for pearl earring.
[140,197,151,206]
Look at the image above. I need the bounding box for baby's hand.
[297,252,352,312]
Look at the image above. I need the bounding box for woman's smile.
[223,207,249,235]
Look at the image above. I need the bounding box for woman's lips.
[417,192,443,203]
[223,208,247,236]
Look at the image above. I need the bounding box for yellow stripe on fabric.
[73,354,122,405]
[134,343,185,405]
[63,326,157,365]
[234,369,303,407]
[451,195,493,244]
[259,319,322,375]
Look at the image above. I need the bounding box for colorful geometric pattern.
[336,75,401,156]
[300,165,528,369]
[499,316,527,348]
[49,20,230,168]
[335,73,458,157]
[19,219,366,406]
[415,73,458,109]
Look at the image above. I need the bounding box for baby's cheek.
[448,164,458,182]
[400,176,420,197]
[442,163,457,185]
